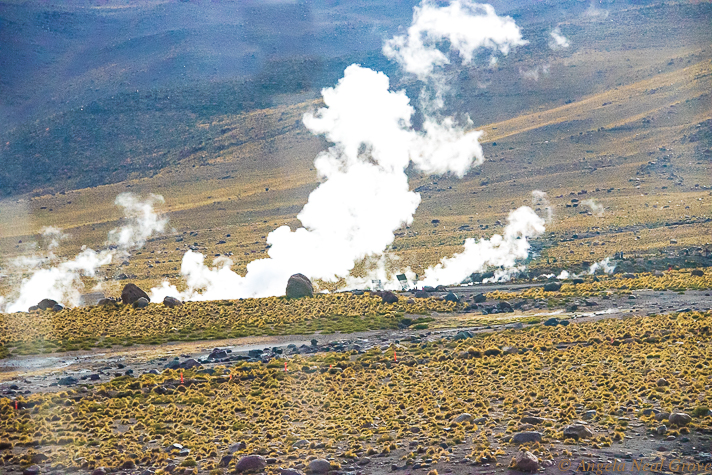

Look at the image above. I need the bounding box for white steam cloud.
[383,0,526,80]
[1,194,166,312]
[419,199,546,287]
[549,27,570,50]
[589,257,616,275]
[581,198,605,217]
[532,189,553,222]
[151,1,531,301]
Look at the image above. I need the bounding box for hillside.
[0,0,710,298]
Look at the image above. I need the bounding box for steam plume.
[1,194,166,312]
[151,1,529,301]
[549,27,570,49]
[420,199,546,287]
[589,257,616,274]
[581,198,605,217]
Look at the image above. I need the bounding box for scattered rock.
[513,450,539,472]
[444,292,459,303]
[163,296,183,308]
[691,269,704,277]
[37,298,58,310]
[502,346,518,355]
[378,291,399,304]
[97,298,117,307]
[655,412,671,421]
[668,412,692,426]
[657,378,669,387]
[583,410,597,420]
[543,317,561,326]
[543,282,561,292]
[228,441,247,453]
[453,330,473,340]
[572,278,584,284]
[280,469,305,475]
[497,301,513,312]
[474,293,487,303]
[235,455,267,473]
[520,416,544,425]
[23,465,41,475]
[180,358,201,369]
[208,348,228,360]
[91,468,107,475]
[307,459,332,474]
[52,304,64,312]
[414,290,429,299]
[286,274,313,299]
[656,425,667,436]
[511,432,543,444]
[133,297,149,309]
[292,439,309,448]
[218,455,233,467]
[563,424,594,440]
[58,376,78,386]
[622,273,636,278]
[121,283,150,305]
[454,413,473,423]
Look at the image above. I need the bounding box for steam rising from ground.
[549,27,570,49]
[151,0,531,301]
[581,198,605,217]
[420,197,547,287]
[589,257,616,274]
[1,193,166,312]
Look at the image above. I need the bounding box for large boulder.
[513,451,539,472]
[133,297,149,309]
[286,274,313,299]
[375,291,398,304]
[511,432,543,444]
[235,455,266,473]
[543,282,561,292]
[37,298,58,310]
[691,269,704,277]
[668,412,692,426]
[563,424,594,440]
[414,290,429,299]
[163,296,183,308]
[474,293,487,303]
[307,459,332,474]
[444,292,460,303]
[121,283,150,305]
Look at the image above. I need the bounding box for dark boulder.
[121,283,150,305]
[435,285,447,292]
[37,298,58,310]
[497,301,513,312]
[444,292,459,303]
[286,274,313,299]
[423,286,436,292]
[543,317,560,326]
[97,298,117,307]
[163,296,183,308]
[52,304,64,312]
[691,269,704,277]
[474,293,487,303]
[572,278,584,284]
[235,455,267,473]
[543,282,561,292]
[414,290,429,299]
[376,291,398,304]
[133,297,149,309]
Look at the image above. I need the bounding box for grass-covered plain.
[1,311,710,473]
[0,294,453,356]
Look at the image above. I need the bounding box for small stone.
[668,412,692,426]
[656,425,667,436]
[513,450,539,472]
[179,358,201,369]
[454,413,473,423]
[563,424,594,440]
[511,432,543,444]
[218,455,233,467]
[543,317,560,326]
[133,297,149,308]
[91,468,107,475]
[520,416,544,425]
[307,458,332,473]
[281,469,305,475]
[235,455,267,472]
[657,378,668,386]
[23,466,41,475]
[583,410,597,420]
[58,376,78,386]
[655,412,671,421]
[228,441,247,453]
[163,296,183,308]
[292,439,309,448]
